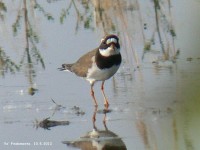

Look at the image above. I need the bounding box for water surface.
[0,0,200,150]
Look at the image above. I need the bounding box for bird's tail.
[58,64,73,72]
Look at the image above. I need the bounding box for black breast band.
[95,50,121,69]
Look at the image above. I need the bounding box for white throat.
[99,47,120,57]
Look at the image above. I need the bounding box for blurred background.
[0,0,200,150]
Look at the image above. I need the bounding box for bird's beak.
[110,43,115,50]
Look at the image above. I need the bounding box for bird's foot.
[104,101,109,109]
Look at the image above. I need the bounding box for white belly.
[86,58,120,84]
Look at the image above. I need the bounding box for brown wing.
[70,48,97,77]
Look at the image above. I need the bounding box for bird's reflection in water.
[63,107,127,150]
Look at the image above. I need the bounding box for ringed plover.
[59,34,121,107]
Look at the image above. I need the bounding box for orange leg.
[103,113,108,130]
[92,107,97,130]
[101,81,109,107]
[90,84,98,107]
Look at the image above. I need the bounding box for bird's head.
[99,34,120,57]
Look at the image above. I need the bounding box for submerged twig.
[35,117,70,130]
[153,0,166,58]
[51,98,66,116]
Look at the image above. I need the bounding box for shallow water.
[0,0,200,150]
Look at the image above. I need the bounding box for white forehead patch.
[106,38,117,44]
